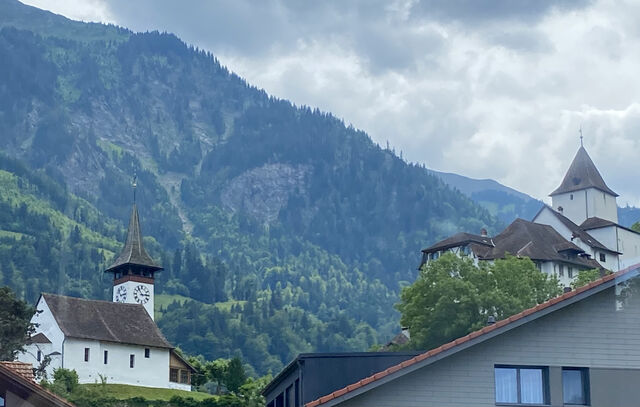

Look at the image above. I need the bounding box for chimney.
[487,315,496,325]
[480,228,488,237]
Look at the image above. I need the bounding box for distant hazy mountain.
[431,170,640,228]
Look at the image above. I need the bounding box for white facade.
[113,279,155,320]
[551,187,618,226]
[63,338,169,387]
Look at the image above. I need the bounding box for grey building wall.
[337,284,640,407]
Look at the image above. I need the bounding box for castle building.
[533,146,640,272]
[421,144,640,285]
[17,204,195,390]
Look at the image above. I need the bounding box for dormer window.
[570,194,574,200]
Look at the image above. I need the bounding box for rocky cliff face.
[221,163,310,226]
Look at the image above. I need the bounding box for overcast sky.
[22,0,640,206]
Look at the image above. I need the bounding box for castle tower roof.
[550,146,618,197]
[105,204,162,274]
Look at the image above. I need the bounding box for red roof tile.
[305,264,639,407]
[0,361,34,381]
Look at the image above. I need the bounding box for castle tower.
[550,145,618,225]
[105,204,163,319]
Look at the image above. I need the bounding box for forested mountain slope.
[0,0,500,374]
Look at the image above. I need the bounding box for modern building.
[0,361,75,407]
[262,352,421,407]
[422,145,640,283]
[303,263,640,407]
[17,204,195,390]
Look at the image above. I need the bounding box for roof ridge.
[305,263,640,407]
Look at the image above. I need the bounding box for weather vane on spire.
[579,126,583,147]
[132,171,137,204]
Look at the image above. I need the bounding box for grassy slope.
[155,294,246,319]
[0,169,119,251]
[80,384,214,401]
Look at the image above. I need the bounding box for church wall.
[17,297,65,378]
[617,228,640,270]
[551,190,588,225]
[586,188,618,224]
[64,338,170,388]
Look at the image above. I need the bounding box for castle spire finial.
[579,126,583,147]
[132,171,137,204]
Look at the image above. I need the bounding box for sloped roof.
[0,363,75,407]
[306,263,640,407]
[0,361,34,381]
[422,232,493,253]
[105,204,162,273]
[27,332,51,344]
[550,146,618,196]
[480,219,602,269]
[580,217,617,230]
[42,294,172,349]
[535,205,617,253]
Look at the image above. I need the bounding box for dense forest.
[0,0,506,376]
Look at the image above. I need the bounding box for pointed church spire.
[105,204,162,274]
[550,146,618,197]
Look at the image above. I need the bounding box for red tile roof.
[305,264,638,407]
[0,361,34,381]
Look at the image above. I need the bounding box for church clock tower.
[105,204,163,319]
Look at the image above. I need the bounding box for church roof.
[41,294,172,349]
[481,219,602,269]
[550,146,618,197]
[105,204,162,273]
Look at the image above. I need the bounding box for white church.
[422,144,640,286]
[17,204,196,390]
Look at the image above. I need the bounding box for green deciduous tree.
[397,253,562,350]
[571,269,602,289]
[0,285,36,360]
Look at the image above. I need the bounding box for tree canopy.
[0,285,36,360]
[396,253,562,350]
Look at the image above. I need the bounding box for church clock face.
[133,285,151,304]
[115,286,127,302]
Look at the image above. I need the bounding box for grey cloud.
[410,0,594,24]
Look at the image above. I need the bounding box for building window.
[145,348,150,358]
[295,379,300,407]
[104,350,108,364]
[559,265,564,277]
[84,348,90,362]
[130,354,135,368]
[495,366,549,405]
[599,253,606,262]
[568,267,574,278]
[170,368,179,383]
[563,368,590,405]
[570,194,574,200]
[180,370,189,384]
[0,391,4,407]
[37,350,42,362]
